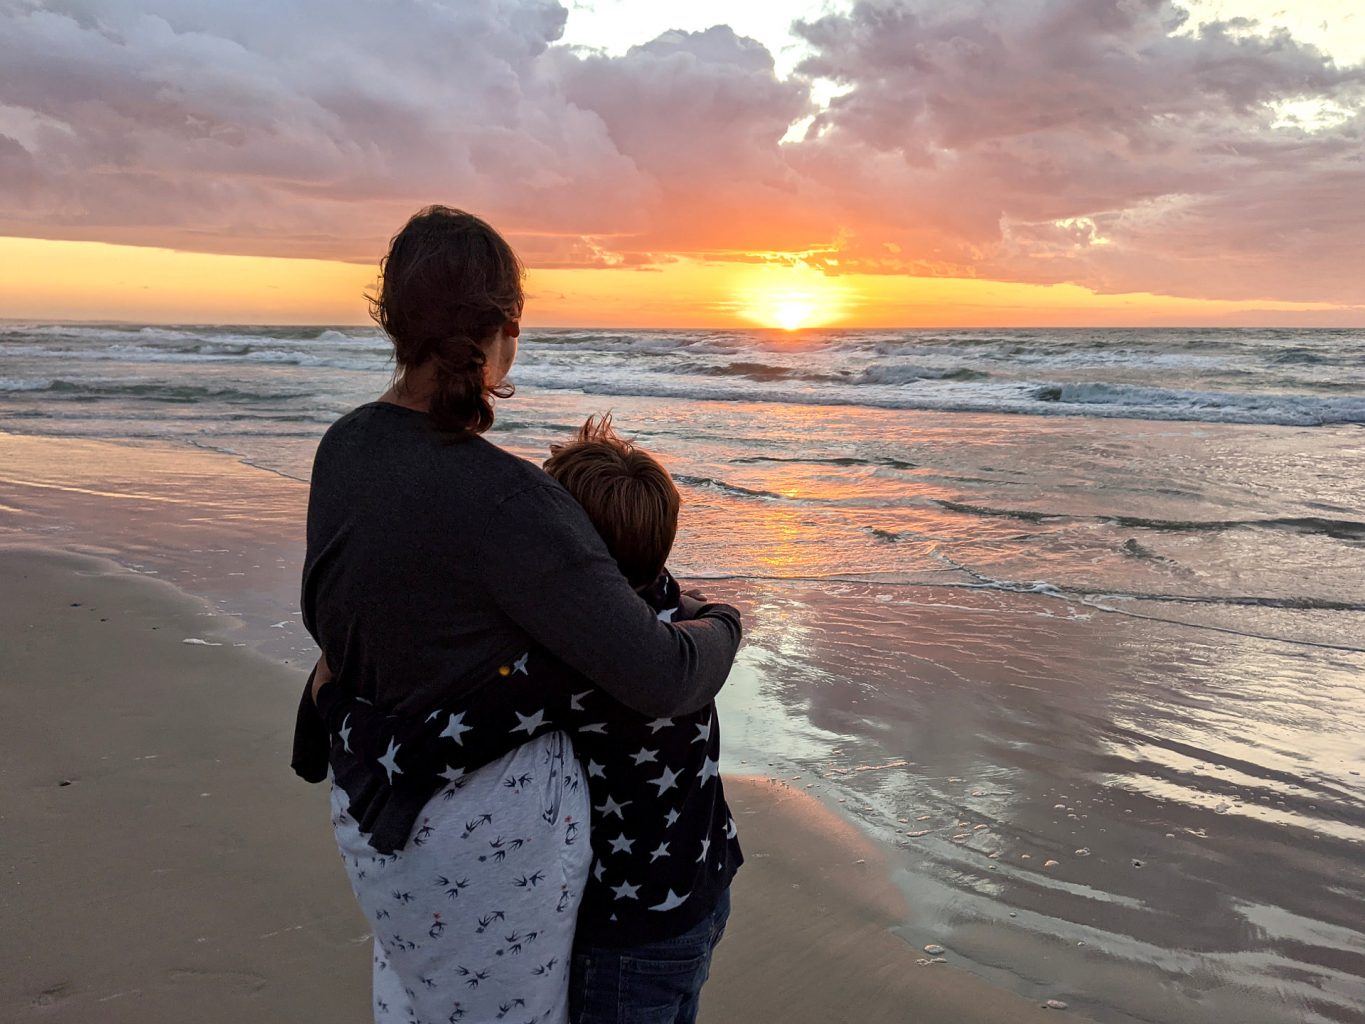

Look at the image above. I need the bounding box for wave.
[0,342,387,372]
[5,324,1362,428]
[672,475,787,501]
[685,562,1365,617]
[730,454,918,470]
[525,330,746,356]
[0,377,52,392]
[693,361,799,383]
[1029,381,1365,423]
[934,500,1063,523]
[0,322,390,375]
[672,472,925,508]
[1108,514,1365,542]
[851,364,990,384]
[937,500,1365,542]
[686,360,991,386]
[3,379,312,404]
[511,368,1365,427]
[1269,347,1329,366]
[0,323,382,346]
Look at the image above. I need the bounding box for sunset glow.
[0,0,1361,325]
[1,236,1355,329]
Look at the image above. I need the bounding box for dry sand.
[1,547,1071,1022]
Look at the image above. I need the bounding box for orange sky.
[2,237,1355,329]
[2,2,1362,326]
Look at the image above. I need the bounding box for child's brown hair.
[543,415,680,588]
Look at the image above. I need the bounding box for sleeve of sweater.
[476,482,743,718]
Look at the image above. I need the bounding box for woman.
[301,206,742,1024]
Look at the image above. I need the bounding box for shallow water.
[1,323,1362,1022]
[710,579,1364,1022]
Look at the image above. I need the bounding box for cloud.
[788,0,1365,301]
[0,0,651,259]
[0,0,1361,303]
[556,26,817,252]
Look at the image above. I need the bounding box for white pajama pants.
[331,731,590,1024]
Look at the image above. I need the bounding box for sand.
[0,547,370,1020]
[0,547,1072,1023]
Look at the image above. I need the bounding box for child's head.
[543,415,679,588]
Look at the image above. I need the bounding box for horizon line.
[4,317,1363,332]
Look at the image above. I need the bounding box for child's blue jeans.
[569,887,731,1024]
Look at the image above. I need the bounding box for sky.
[0,0,1362,327]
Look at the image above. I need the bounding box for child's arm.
[311,650,587,784]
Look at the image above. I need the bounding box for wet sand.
[3,429,1362,1024]
[707,777,1063,1023]
[0,547,1065,1023]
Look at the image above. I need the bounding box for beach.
[1,324,1363,1023]
[1,547,1064,1024]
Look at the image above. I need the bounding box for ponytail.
[370,206,524,439]
[426,335,513,437]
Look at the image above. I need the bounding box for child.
[304,416,740,1024]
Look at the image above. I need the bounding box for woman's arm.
[476,483,742,718]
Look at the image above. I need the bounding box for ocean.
[1,322,1362,1023]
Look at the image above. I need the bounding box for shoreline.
[3,429,1362,1024]
[0,547,1070,1023]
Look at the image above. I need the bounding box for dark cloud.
[0,0,1361,302]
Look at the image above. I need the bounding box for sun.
[772,299,819,331]
[745,290,837,331]
[732,264,852,331]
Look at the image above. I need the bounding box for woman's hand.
[311,653,335,704]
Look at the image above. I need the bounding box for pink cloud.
[0,0,1361,302]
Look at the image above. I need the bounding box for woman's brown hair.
[370,205,524,436]
[543,416,681,588]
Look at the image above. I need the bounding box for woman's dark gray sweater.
[301,402,742,718]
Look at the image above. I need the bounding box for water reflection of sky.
[705,576,1364,1024]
